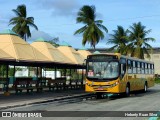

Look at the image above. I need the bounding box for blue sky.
[0,0,160,49]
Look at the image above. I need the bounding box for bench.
[13,77,42,93]
[0,78,7,91]
[69,79,83,89]
[48,77,66,91]
[13,78,32,93]
[38,77,51,87]
[28,80,43,92]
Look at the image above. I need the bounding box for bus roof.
[121,55,154,64]
[88,53,154,64]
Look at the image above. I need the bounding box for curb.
[0,93,91,110]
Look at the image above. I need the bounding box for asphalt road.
[3,84,160,120]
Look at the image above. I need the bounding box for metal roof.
[59,41,71,47]
[0,34,50,62]
[31,41,74,64]
[93,51,101,54]
[77,49,91,60]
[57,46,84,65]
[0,29,18,36]
[35,37,46,42]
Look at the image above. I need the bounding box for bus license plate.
[98,87,103,90]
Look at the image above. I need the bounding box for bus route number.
[88,71,94,76]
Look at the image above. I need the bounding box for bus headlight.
[91,81,94,85]
[111,82,119,87]
[86,82,91,86]
[86,81,94,86]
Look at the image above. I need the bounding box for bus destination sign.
[88,55,118,60]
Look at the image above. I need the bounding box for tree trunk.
[24,34,26,41]
[93,45,96,51]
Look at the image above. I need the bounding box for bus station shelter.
[0,30,91,96]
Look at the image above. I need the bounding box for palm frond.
[143,37,155,42]
[27,22,38,30]
[96,23,108,33]
[143,47,150,58]
[9,4,38,41]
[74,26,87,35]
[12,9,21,17]
[74,5,108,49]
[107,45,118,51]
[95,20,103,24]
[128,22,154,59]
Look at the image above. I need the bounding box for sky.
[0,0,160,49]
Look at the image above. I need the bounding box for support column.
[13,65,16,87]
[64,69,66,77]
[54,67,57,80]
[64,68,67,89]
[4,64,10,96]
[69,69,71,86]
[40,67,42,78]
[40,67,43,86]
[45,67,46,78]
[13,65,15,77]
[81,69,84,86]
[36,67,38,78]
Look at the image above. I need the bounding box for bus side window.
[133,61,136,74]
[145,63,148,74]
[150,64,152,74]
[153,64,155,74]
[141,63,145,74]
[120,58,126,78]
[151,64,154,74]
[148,64,151,74]
[144,63,146,74]
[140,62,142,74]
[127,60,132,74]
[137,62,140,74]
[120,64,126,79]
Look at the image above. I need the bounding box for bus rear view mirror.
[83,59,86,66]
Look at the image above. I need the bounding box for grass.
[155,77,160,84]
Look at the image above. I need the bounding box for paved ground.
[0,89,86,109]
[1,85,160,120]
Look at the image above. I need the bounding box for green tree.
[9,4,38,41]
[0,65,6,77]
[74,5,108,50]
[107,26,128,55]
[127,22,155,59]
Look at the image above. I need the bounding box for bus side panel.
[119,75,127,93]
[146,75,155,88]
[120,74,146,92]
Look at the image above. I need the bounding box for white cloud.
[36,0,79,17]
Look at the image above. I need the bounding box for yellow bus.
[85,53,155,98]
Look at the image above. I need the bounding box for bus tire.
[143,82,148,93]
[125,84,130,97]
[96,93,103,99]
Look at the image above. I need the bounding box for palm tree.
[107,26,128,55]
[127,22,155,59]
[74,5,108,50]
[9,4,38,41]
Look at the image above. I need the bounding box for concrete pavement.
[0,89,87,110]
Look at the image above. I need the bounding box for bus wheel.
[125,85,130,97]
[143,82,148,92]
[96,93,103,99]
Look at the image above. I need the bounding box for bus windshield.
[87,61,119,80]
